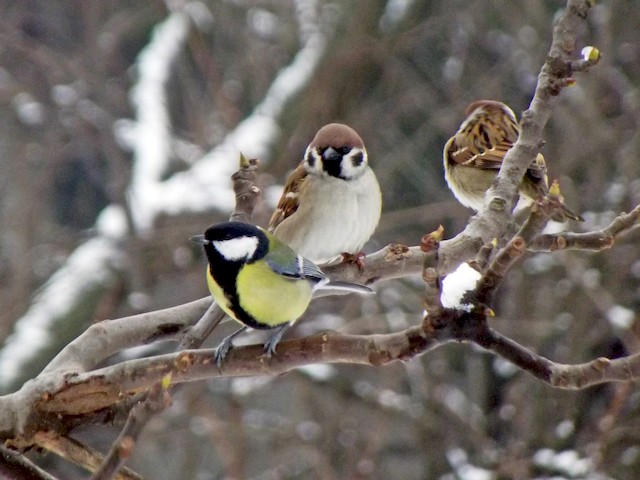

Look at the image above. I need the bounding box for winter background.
[1,1,640,479]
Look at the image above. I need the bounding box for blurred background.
[1,0,640,478]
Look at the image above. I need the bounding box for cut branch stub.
[229,153,260,224]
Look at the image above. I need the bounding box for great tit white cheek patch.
[213,236,259,261]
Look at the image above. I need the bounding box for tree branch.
[530,204,640,252]
[0,445,61,480]
[29,432,143,480]
[43,298,210,375]
[437,0,599,273]
[90,381,170,480]
[228,154,261,224]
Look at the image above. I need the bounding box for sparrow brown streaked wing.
[443,100,582,222]
[268,163,308,232]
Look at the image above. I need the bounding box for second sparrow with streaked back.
[443,100,582,222]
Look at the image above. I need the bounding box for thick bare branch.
[43,298,210,374]
[475,325,640,389]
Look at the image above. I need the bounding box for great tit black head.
[191,222,269,265]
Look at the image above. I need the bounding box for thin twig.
[530,204,640,252]
[177,302,225,350]
[229,154,261,224]
[475,197,557,305]
[0,445,61,480]
[90,381,171,480]
[31,432,143,480]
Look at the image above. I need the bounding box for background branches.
[1,0,640,479]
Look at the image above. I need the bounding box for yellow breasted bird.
[191,222,373,364]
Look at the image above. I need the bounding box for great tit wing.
[300,257,325,283]
[265,254,304,279]
[263,227,326,283]
[265,252,326,284]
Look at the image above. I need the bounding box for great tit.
[191,221,373,364]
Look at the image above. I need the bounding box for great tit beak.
[190,234,209,245]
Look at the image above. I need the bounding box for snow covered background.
[1,1,640,479]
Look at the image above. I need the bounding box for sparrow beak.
[190,234,209,245]
[322,146,342,163]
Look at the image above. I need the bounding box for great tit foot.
[263,323,290,358]
[214,326,248,367]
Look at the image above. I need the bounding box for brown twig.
[530,204,640,252]
[90,381,171,480]
[27,432,143,480]
[228,153,261,224]
[475,197,558,305]
[421,226,445,320]
[0,445,61,480]
[323,245,429,284]
[177,302,226,350]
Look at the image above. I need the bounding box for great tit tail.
[319,281,373,295]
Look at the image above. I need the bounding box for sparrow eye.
[338,146,351,155]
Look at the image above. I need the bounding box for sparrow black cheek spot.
[305,151,315,168]
[350,151,364,167]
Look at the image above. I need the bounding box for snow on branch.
[127,10,193,231]
[146,1,337,221]
[0,238,122,393]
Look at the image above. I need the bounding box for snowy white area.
[0,238,121,389]
[126,0,334,232]
[532,448,593,477]
[606,304,635,330]
[440,263,482,311]
[128,11,192,231]
[443,448,493,480]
